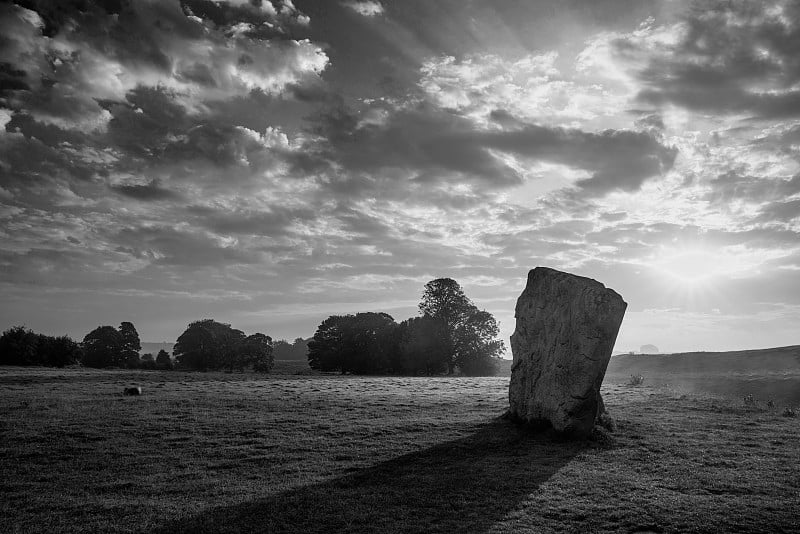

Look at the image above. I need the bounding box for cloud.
[114,225,263,267]
[0,1,327,129]
[343,1,384,17]
[307,101,676,197]
[756,198,800,223]
[110,179,182,201]
[704,171,800,206]
[618,0,800,118]
[419,52,628,126]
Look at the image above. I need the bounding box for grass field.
[1,366,799,533]
[606,345,800,406]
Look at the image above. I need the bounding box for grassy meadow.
[606,345,800,406]
[1,364,799,533]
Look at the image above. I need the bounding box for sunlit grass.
[1,367,798,533]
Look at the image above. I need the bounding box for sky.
[0,0,799,354]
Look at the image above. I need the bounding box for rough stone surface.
[508,267,627,437]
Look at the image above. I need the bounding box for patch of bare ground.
[0,367,798,533]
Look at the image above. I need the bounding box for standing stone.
[508,267,627,437]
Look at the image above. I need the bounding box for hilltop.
[608,345,800,374]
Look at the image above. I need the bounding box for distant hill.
[140,342,174,356]
[607,345,800,375]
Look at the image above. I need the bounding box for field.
[606,345,800,406]
[1,365,799,533]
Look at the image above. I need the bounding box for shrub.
[743,394,756,406]
[627,374,644,386]
[782,407,797,418]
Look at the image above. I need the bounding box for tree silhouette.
[241,333,274,373]
[155,349,173,370]
[119,321,141,367]
[0,326,40,366]
[38,335,83,367]
[308,313,396,374]
[173,320,273,372]
[82,326,125,368]
[396,316,450,375]
[0,327,82,367]
[419,278,504,375]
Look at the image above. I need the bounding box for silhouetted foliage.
[82,326,126,368]
[119,321,141,367]
[38,335,84,368]
[239,333,274,373]
[155,349,173,370]
[452,308,504,376]
[140,353,156,370]
[0,326,82,367]
[0,326,40,366]
[419,278,505,375]
[173,319,273,372]
[273,337,310,360]
[307,279,504,376]
[395,316,450,375]
[308,313,396,374]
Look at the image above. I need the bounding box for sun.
[655,248,722,288]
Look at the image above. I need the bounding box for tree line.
[0,278,505,376]
[308,278,505,376]
[0,320,274,373]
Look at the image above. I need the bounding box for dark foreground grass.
[1,367,798,533]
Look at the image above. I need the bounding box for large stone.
[508,267,627,437]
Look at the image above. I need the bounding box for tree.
[418,278,505,376]
[119,322,141,365]
[239,333,274,373]
[452,309,504,376]
[174,320,240,370]
[419,278,474,374]
[38,335,83,367]
[395,316,450,375]
[0,327,82,367]
[174,320,271,372]
[0,326,40,366]
[307,316,348,373]
[82,326,125,368]
[308,313,396,374]
[155,349,173,370]
[140,353,156,370]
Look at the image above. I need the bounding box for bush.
[743,394,756,406]
[782,407,797,418]
[627,374,644,386]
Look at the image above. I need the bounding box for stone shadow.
[155,418,587,533]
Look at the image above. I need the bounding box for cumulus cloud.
[306,101,676,197]
[0,1,327,129]
[419,52,627,126]
[618,0,800,118]
[343,1,384,17]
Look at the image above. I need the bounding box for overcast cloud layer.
[1,0,798,353]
